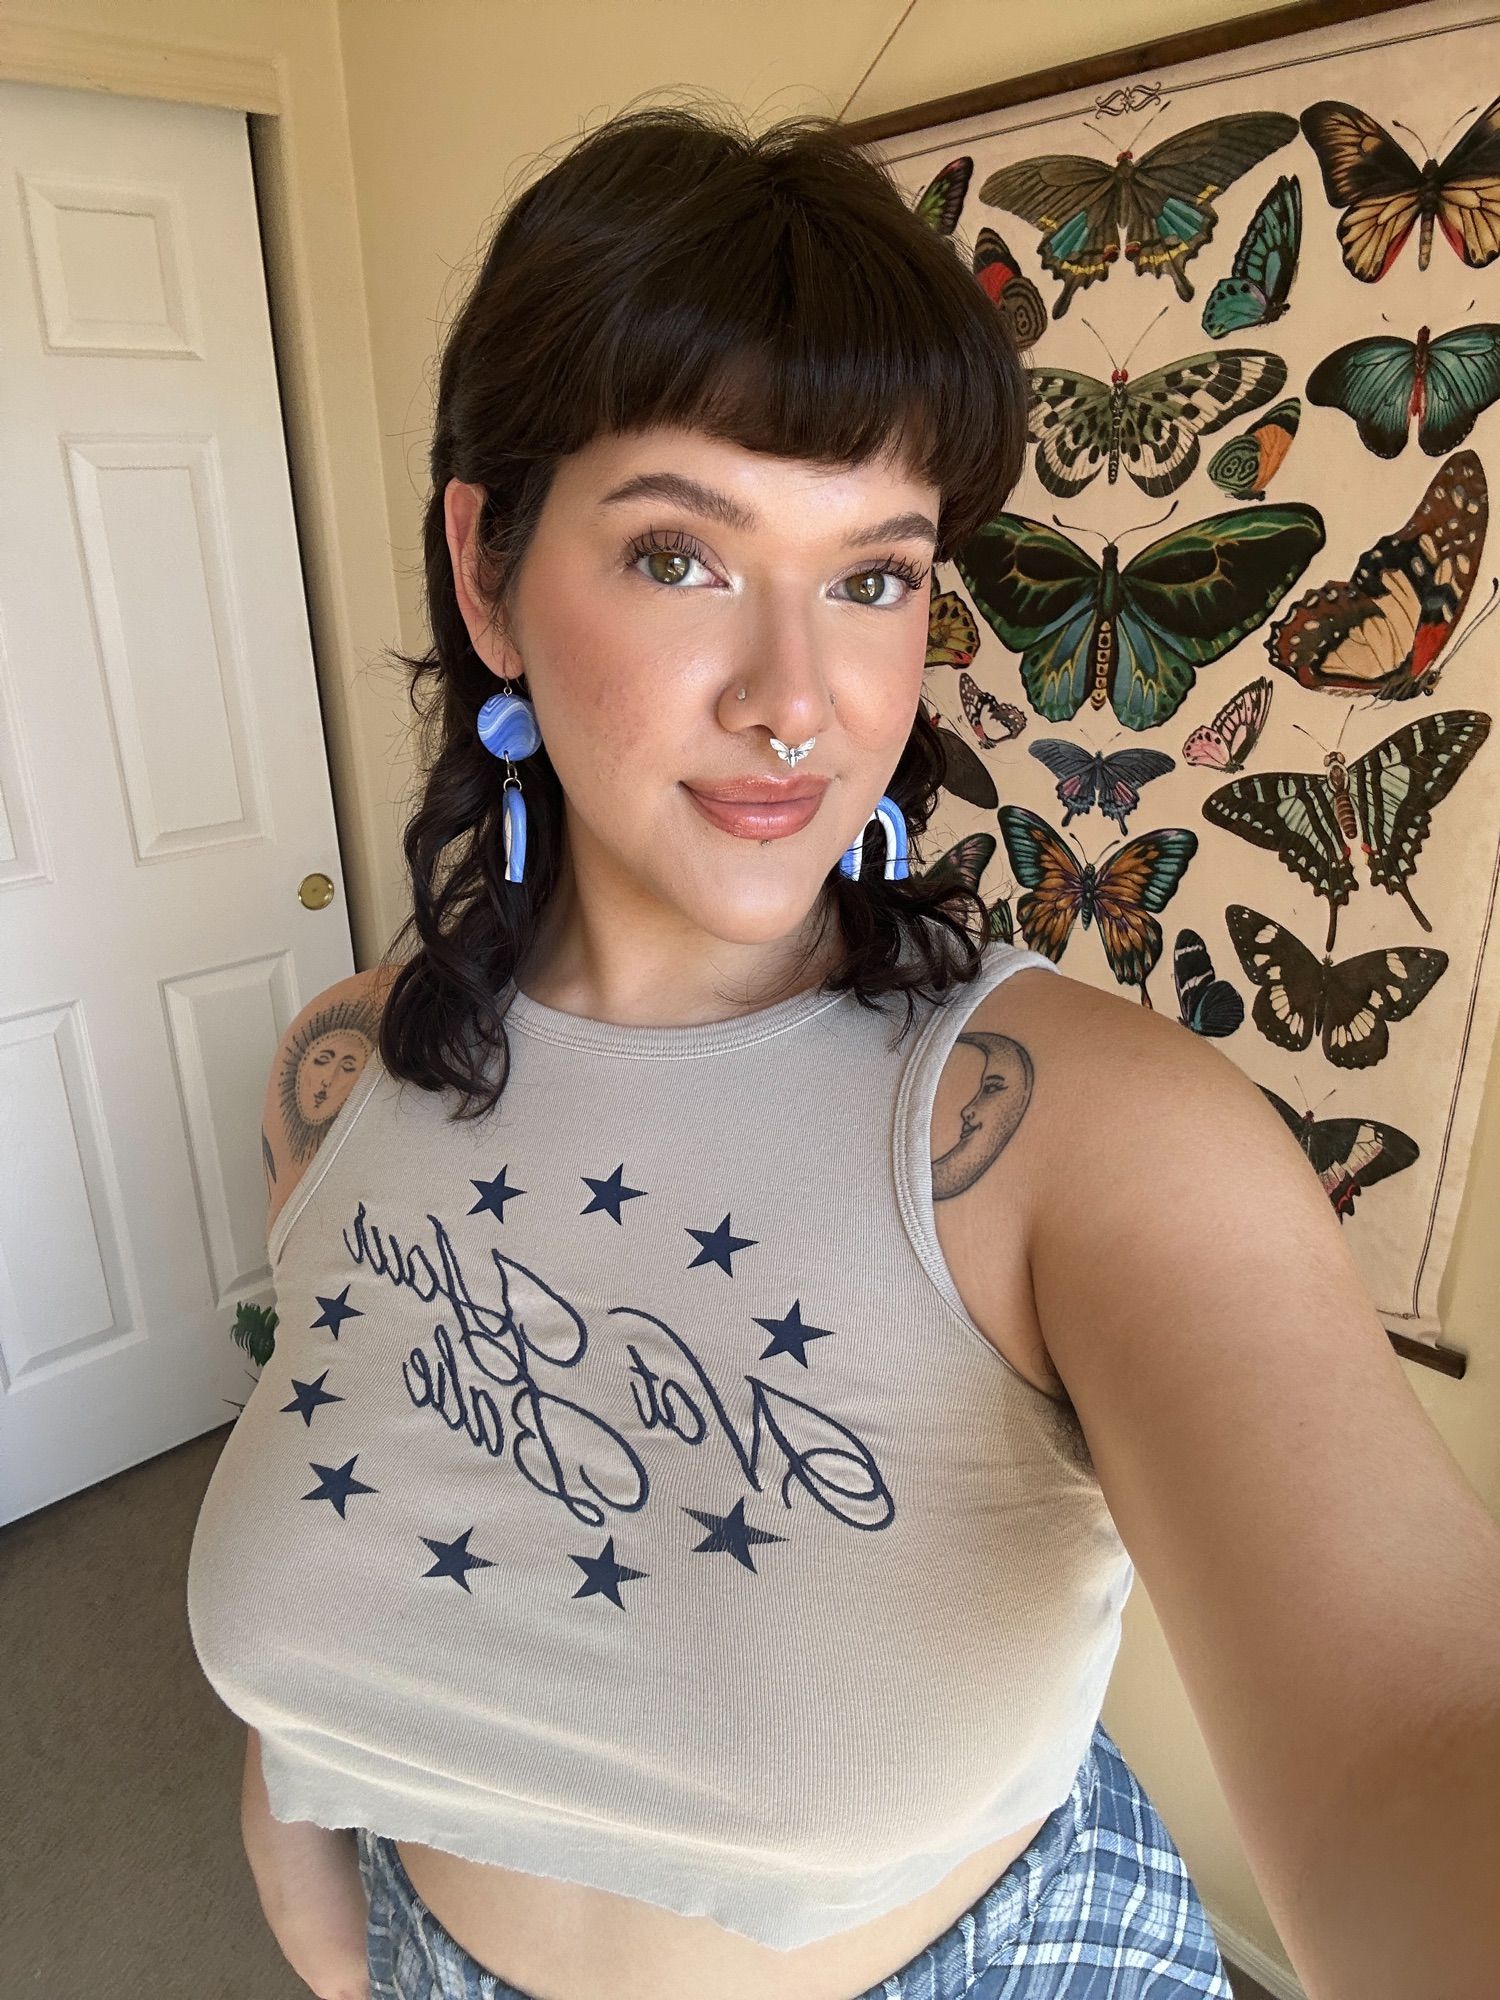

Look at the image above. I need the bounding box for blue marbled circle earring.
[476,684,541,884]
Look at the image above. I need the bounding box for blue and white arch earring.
[476,686,541,884]
[838,793,910,881]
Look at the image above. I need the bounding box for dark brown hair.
[379,101,1028,1115]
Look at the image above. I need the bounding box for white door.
[0,81,355,1522]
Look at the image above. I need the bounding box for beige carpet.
[0,1424,1278,1999]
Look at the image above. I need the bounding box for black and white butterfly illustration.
[1026,342,1287,498]
[1261,1088,1419,1222]
[1028,738,1175,831]
[1173,929,1244,1037]
[1226,906,1447,1069]
[1201,708,1491,950]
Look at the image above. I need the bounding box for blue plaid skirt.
[354,1720,1233,1998]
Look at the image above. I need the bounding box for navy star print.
[685,1212,757,1274]
[297,1167,897,1618]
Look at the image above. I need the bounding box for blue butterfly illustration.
[1202,174,1301,337]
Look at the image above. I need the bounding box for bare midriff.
[394,1810,1050,2000]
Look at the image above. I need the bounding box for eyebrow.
[596,470,938,549]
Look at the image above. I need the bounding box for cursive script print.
[339,1201,894,1535]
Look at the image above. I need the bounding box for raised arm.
[969,969,1500,2000]
[261,965,395,1237]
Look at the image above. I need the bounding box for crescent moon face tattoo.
[931,1029,1034,1200]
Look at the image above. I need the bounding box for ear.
[443,478,523,678]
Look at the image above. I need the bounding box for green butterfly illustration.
[1201,175,1301,337]
[979,112,1298,319]
[1027,348,1286,498]
[955,504,1325,733]
[1306,323,1500,458]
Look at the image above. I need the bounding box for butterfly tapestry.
[1027,348,1286,497]
[1266,451,1488,701]
[955,504,1324,731]
[1261,1088,1419,1221]
[1027,738,1175,831]
[978,111,1298,318]
[1306,324,1500,459]
[958,671,1025,748]
[972,228,1048,351]
[1300,96,1500,281]
[925,590,980,671]
[1225,905,1447,1069]
[1201,173,1302,337]
[1201,708,1492,950]
[1173,929,1244,1038]
[1209,397,1301,501]
[996,804,1198,998]
[1181,676,1273,770]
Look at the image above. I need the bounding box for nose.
[721,608,836,748]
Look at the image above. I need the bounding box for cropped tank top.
[186,938,1135,1950]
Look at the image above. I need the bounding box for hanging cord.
[837,0,926,121]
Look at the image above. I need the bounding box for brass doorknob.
[298,872,336,911]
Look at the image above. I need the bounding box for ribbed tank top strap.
[892,940,1060,1337]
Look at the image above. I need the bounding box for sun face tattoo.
[276,997,381,1168]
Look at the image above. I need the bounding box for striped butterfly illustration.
[1201,708,1491,951]
[1261,1088,1419,1222]
[997,804,1198,1001]
[925,589,981,671]
[1181,676,1274,771]
[1300,96,1500,281]
[1209,397,1301,501]
[1201,174,1302,337]
[1306,324,1500,458]
[956,504,1324,732]
[1266,451,1489,702]
[979,112,1297,318]
[1026,347,1286,498]
[1225,905,1447,1069]
[1173,929,1244,1038]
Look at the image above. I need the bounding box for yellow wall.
[7,4,1497,1991]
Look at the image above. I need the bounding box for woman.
[187,104,1500,2000]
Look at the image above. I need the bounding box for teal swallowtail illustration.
[1201,174,1301,337]
[954,503,1325,732]
[1027,347,1286,498]
[977,112,1298,319]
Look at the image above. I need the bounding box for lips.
[682,775,828,842]
[684,772,836,804]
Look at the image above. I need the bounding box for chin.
[670,868,832,947]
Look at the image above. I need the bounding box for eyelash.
[621,526,929,603]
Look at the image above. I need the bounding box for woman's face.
[445,424,939,947]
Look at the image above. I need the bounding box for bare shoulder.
[261,963,399,1234]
